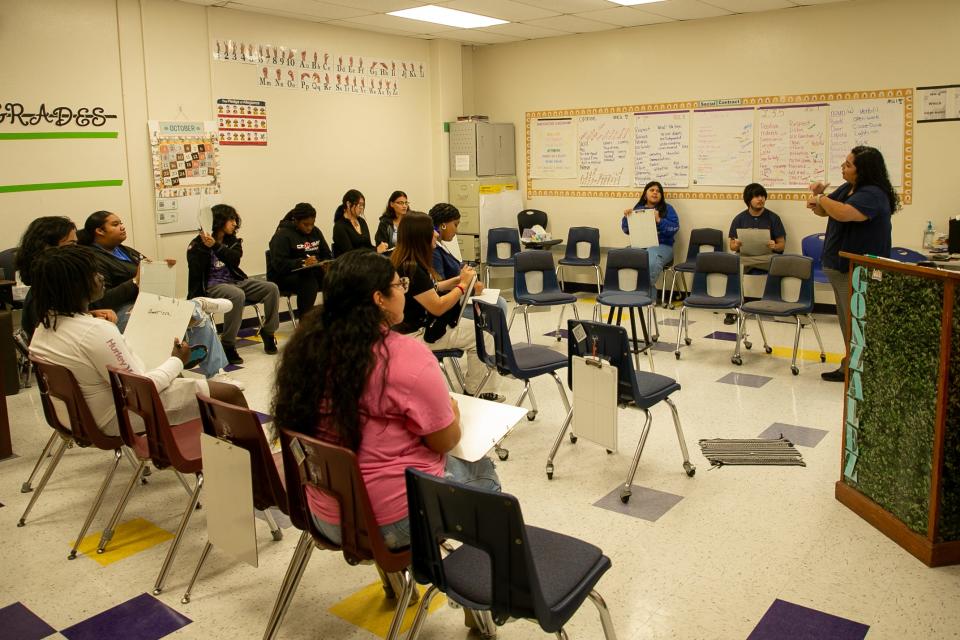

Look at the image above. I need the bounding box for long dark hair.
[334,189,364,223]
[31,245,100,330]
[281,202,316,224]
[16,216,76,285]
[382,190,407,221]
[77,210,112,246]
[638,180,667,216]
[271,251,395,450]
[211,203,241,235]
[391,211,437,280]
[850,146,900,213]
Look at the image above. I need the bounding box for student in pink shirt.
[271,250,499,551]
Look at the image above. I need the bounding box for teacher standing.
[808,145,897,382]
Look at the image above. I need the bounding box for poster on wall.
[578,114,631,187]
[530,117,576,179]
[148,120,222,235]
[217,99,267,146]
[634,110,690,188]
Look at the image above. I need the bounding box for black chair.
[674,252,744,365]
[0,247,23,311]
[473,300,571,460]
[664,228,724,308]
[557,226,602,294]
[547,320,695,503]
[404,468,618,640]
[432,348,465,393]
[517,209,548,236]
[264,250,300,328]
[484,227,521,288]
[595,248,659,371]
[511,250,579,343]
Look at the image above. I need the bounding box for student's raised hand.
[172,338,191,364]
[199,231,216,248]
[376,241,389,254]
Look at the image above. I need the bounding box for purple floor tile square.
[543,329,569,339]
[748,599,868,640]
[60,593,191,640]
[593,484,683,522]
[0,602,56,640]
[237,327,258,338]
[717,372,772,388]
[704,330,738,341]
[222,363,243,372]
[234,338,258,348]
[650,341,676,352]
[757,423,829,448]
[254,411,273,425]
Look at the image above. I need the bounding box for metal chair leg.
[587,589,619,640]
[594,265,602,295]
[523,307,532,344]
[648,304,660,341]
[507,305,519,330]
[555,629,570,640]
[284,296,298,329]
[474,610,498,639]
[404,584,440,640]
[69,449,123,559]
[674,307,687,358]
[153,472,204,595]
[550,371,571,413]
[757,315,770,351]
[180,540,213,604]
[437,360,456,392]
[17,437,68,526]
[448,358,466,392]
[556,305,566,341]
[546,407,574,479]
[808,314,826,360]
[790,316,803,375]
[174,470,196,500]
[730,310,744,365]
[621,409,653,503]
[666,269,678,308]
[263,530,314,640]
[473,368,493,397]
[664,397,695,476]
[98,461,145,552]
[263,509,283,541]
[21,431,57,493]
[571,302,580,319]
[384,569,415,640]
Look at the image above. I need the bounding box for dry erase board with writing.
[525,87,912,203]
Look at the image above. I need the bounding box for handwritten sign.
[828,98,904,187]
[635,110,690,188]
[578,114,631,187]
[757,104,827,188]
[692,107,753,187]
[530,117,576,178]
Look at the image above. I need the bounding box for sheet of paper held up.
[198,206,214,234]
[448,393,527,462]
[123,293,194,370]
[627,209,660,249]
[737,228,772,256]
[138,261,177,298]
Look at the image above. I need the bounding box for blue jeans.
[646,244,675,293]
[312,454,500,549]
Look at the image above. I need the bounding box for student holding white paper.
[621,180,680,293]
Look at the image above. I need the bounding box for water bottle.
[923,221,935,249]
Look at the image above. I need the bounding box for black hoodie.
[267,219,332,281]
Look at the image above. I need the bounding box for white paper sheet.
[448,393,528,462]
[200,434,258,568]
[138,261,177,298]
[627,209,660,249]
[123,293,194,370]
[737,228,772,256]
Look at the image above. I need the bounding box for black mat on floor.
[698,436,805,467]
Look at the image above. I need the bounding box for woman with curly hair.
[271,250,498,550]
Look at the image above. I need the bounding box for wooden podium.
[835,253,960,566]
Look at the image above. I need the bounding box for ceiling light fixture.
[388,5,507,29]
[607,0,666,6]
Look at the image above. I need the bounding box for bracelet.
[456,284,465,295]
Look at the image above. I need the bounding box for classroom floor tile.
[60,593,191,640]
[74,517,174,567]
[593,484,684,522]
[717,372,773,387]
[704,330,739,341]
[747,599,869,640]
[769,345,844,364]
[658,317,691,326]
[328,581,446,639]
[650,340,677,352]
[234,338,258,348]
[758,423,829,448]
[0,602,56,640]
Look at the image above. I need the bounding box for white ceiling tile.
[576,6,674,26]
[338,12,443,33]
[642,0,733,19]
[222,2,331,21]
[790,0,850,4]
[524,14,617,32]
[325,0,436,10]
[179,0,229,6]
[229,0,373,20]
[509,0,614,13]
[325,18,419,36]
[701,0,795,12]
[429,28,523,43]
[441,0,560,21]
[480,21,571,38]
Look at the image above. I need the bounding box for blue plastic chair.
[403,468,618,640]
[595,248,659,371]
[675,252,744,365]
[739,255,826,375]
[546,320,696,503]
[890,246,926,263]
[484,227,520,287]
[473,300,571,460]
[800,233,829,284]
[510,250,579,343]
[557,226,601,294]
[665,228,723,308]
[431,348,465,393]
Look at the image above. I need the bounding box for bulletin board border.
[525,88,913,205]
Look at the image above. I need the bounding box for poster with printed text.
[217,99,267,146]
[149,121,220,198]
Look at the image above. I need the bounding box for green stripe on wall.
[0,180,124,193]
[0,131,119,140]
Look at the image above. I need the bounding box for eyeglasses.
[394,201,409,207]
[391,277,410,292]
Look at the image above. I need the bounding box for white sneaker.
[210,372,245,390]
[194,297,234,315]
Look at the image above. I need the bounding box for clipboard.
[138,261,177,298]
[737,228,772,256]
[447,393,528,462]
[200,434,258,568]
[123,293,194,370]
[627,209,660,249]
[452,273,478,324]
[571,355,619,452]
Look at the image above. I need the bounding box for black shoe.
[477,392,505,403]
[821,367,845,382]
[224,345,244,365]
[723,313,737,325]
[260,330,278,354]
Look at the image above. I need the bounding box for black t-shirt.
[396,263,434,332]
[332,217,374,257]
[728,209,787,248]
[821,184,892,271]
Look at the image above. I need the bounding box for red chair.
[180,394,288,604]
[263,428,414,640]
[100,365,203,595]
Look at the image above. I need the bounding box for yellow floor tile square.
[770,346,844,364]
[73,517,174,567]
[329,581,446,639]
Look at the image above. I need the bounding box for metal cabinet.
[449,121,515,178]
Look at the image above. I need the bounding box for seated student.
[725,182,787,323]
[374,190,409,250]
[267,202,332,318]
[78,211,234,382]
[332,189,389,256]
[187,204,279,364]
[271,250,499,551]
[621,180,680,294]
[28,245,248,437]
[391,212,500,400]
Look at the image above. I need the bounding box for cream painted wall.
[469,0,960,272]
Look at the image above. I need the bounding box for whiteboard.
[530,117,577,178]
[692,108,754,186]
[828,98,904,187]
[757,104,827,188]
[578,113,631,187]
[634,110,690,188]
